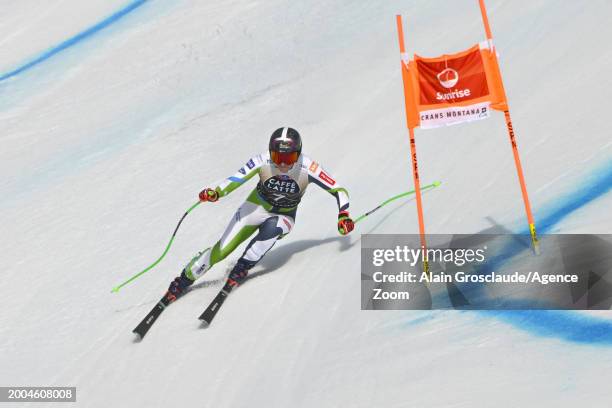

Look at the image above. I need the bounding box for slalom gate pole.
[503,110,539,253]
[111,201,201,293]
[396,15,430,276]
[409,127,430,274]
[354,181,441,224]
[478,0,539,254]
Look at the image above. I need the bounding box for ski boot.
[164,270,194,303]
[226,259,256,288]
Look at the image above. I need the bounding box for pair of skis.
[133,282,234,340]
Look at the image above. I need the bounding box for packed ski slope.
[1,0,611,407]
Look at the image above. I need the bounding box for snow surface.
[1,0,611,407]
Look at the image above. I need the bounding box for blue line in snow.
[498,160,612,345]
[474,161,612,279]
[531,161,612,234]
[0,0,149,82]
[428,160,612,345]
[483,310,612,345]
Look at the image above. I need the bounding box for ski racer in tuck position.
[164,127,354,302]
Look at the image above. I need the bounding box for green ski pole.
[354,181,441,224]
[111,201,201,293]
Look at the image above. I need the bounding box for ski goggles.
[271,150,299,166]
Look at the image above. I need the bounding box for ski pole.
[354,181,441,224]
[111,201,201,293]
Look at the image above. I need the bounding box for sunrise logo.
[436,68,459,88]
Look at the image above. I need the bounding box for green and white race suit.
[183,152,350,281]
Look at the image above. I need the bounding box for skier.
[164,127,354,303]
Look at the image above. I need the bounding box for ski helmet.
[269,127,302,166]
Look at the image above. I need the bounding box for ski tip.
[433,180,442,187]
[132,331,144,343]
[199,320,210,329]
